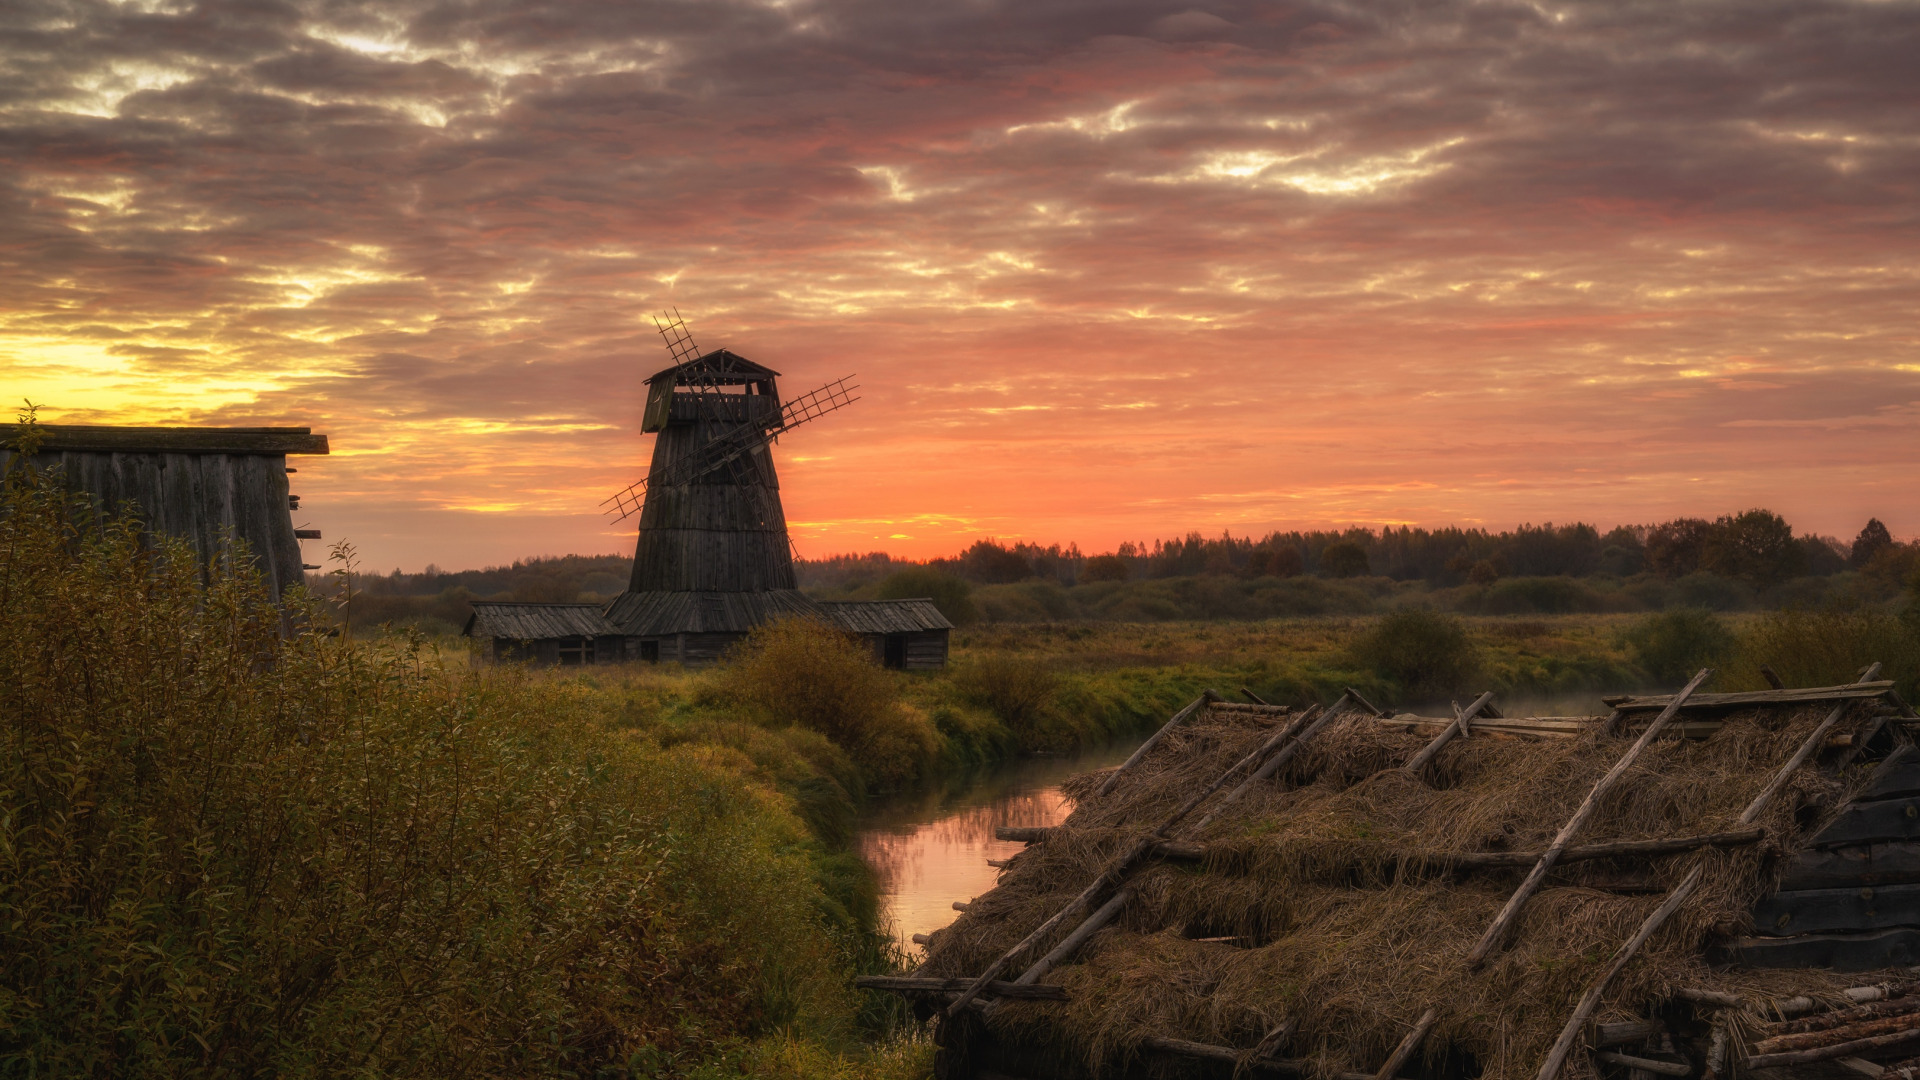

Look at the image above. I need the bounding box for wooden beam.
[1753,882,1920,937]
[1856,748,1920,802]
[1471,668,1713,967]
[1404,691,1495,776]
[1374,1008,1438,1080]
[1780,843,1920,891]
[1097,691,1217,796]
[1592,1051,1689,1076]
[1740,663,1882,823]
[10,423,330,455]
[1189,702,1336,833]
[1445,828,1764,869]
[1809,799,1920,848]
[853,976,1068,1000]
[1604,681,1893,711]
[1721,929,1920,971]
[1141,1036,1307,1073]
[995,826,1052,843]
[1745,1023,1920,1070]
[1592,1020,1666,1048]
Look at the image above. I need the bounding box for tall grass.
[0,456,860,1076]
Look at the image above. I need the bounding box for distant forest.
[321,511,1918,630]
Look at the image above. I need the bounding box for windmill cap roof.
[644,348,781,386]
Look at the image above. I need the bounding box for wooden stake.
[1469,668,1713,967]
[1189,701,1337,833]
[1097,690,1217,796]
[1404,691,1496,776]
[1374,1007,1438,1080]
[1593,1051,1689,1076]
[1536,664,1887,1080]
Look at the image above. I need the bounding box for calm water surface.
[857,739,1144,957]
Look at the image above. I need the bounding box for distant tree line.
[799,511,1918,593]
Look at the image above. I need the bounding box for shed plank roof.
[5,424,330,455]
[465,602,621,639]
[820,598,954,633]
[603,589,824,636]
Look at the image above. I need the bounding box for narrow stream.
[856,739,1146,957]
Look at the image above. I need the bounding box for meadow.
[6,447,1919,1079]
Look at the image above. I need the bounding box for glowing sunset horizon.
[5,0,1916,571]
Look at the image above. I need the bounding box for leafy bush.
[0,457,852,1076]
[1620,608,1738,685]
[1348,607,1480,700]
[875,567,978,626]
[1737,606,1920,699]
[1473,576,1606,614]
[717,617,939,790]
[952,655,1060,735]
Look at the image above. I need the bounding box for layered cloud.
[3,0,1916,567]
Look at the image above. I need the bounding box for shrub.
[717,617,938,790]
[1348,607,1480,700]
[875,566,979,626]
[1620,608,1738,685]
[1476,576,1605,615]
[953,655,1060,733]
[1737,605,1920,699]
[1321,541,1370,579]
[1081,554,1129,583]
[0,457,851,1075]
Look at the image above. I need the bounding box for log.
[1674,988,1744,1009]
[952,901,970,912]
[1593,1020,1666,1047]
[1097,691,1217,796]
[1446,829,1764,869]
[1721,929,1920,972]
[1766,995,1920,1037]
[1374,1007,1438,1080]
[1740,663,1881,823]
[1189,702,1337,833]
[1473,668,1714,967]
[995,826,1052,843]
[1857,749,1920,802]
[1780,843,1920,891]
[1604,681,1893,711]
[1346,686,1390,717]
[1404,691,1496,776]
[990,828,1203,860]
[1815,800,1920,848]
[987,858,1010,868]
[1243,687,1272,705]
[998,890,1131,997]
[1759,1011,1920,1054]
[1745,1022,1920,1070]
[948,696,1311,1016]
[1753,882,1920,936]
[912,934,932,945]
[1535,864,1706,1080]
[1209,701,1292,715]
[1141,1036,1307,1073]
[853,976,1067,1000]
[1592,1051,1689,1076]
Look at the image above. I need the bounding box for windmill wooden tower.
[600,311,861,663]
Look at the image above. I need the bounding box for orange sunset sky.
[4,0,1917,572]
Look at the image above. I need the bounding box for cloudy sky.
[4,0,1916,570]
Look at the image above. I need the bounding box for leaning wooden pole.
[1467,667,1714,967]
[1098,691,1218,797]
[946,699,1302,1016]
[1374,1007,1438,1080]
[1534,664,1886,1080]
[1404,691,1495,776]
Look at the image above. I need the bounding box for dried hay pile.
[922,703,1890,1080]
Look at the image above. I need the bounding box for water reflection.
[858,740,1143,957]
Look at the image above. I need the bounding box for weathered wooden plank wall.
[628,415,795,593]
[4,448,306,599]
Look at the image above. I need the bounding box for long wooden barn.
[866,672,1920,1080]
[1,423,329,600]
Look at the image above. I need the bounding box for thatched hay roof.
[912,684,1917,1080]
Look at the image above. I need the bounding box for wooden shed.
[1,423,329,600]
[462,602,629,665]
[821,598,953,669]
[869,672,1920,1080]
[601,588,823,665]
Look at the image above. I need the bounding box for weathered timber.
[1766,996,1920,1037]
[1593,1020,1666,1047]
[1374,1008,1438,1080]
[1813,800,1920,848]
[1740,663,1879,823]
[1604,681,1893,711]
[1745,1022,1920,1070]
[4,424,330,455]
[995,826,1052,843]
[1189,703,1335,833]
[1781,843,1920,891]
[1473,668,1713,968]
[1404,691,1496,775]
[1753,882,1920,937]
[1675,988,1745,1008]
[1372,714,1599,739]
[1723,929,1920,971]
[1591,1051,1689,1076]
[991,826,1201,860]
[912,934,932,945]
[1346,686,1389,717]
[852,976,1066,1000]
[981,890,1132,1020]
[1209,701,1292,715]
[1097,692,1217,797]
[1759,1011,1920,1054]
[1446,829,1764,869]
[1858,753,1920,803]
[952,901,969,912]
[1141,1037,1307,1073]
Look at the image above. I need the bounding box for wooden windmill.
[600,311,863,662]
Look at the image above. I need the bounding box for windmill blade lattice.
[602,375,860,522]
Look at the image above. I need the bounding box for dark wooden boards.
[1780,844,1920,891]
[1860,764,1920,804]
[1722,929,1920,971]
[4,424,330,455]
[852,976,1067,1000]
[1604,682,1894,711]
[1754,883,1920,937]
[1811,799,1920,848]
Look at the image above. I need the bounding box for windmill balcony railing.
[666,393,779,426]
